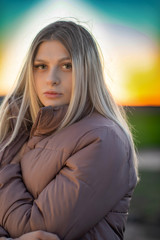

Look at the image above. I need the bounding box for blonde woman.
[0,21,138,240]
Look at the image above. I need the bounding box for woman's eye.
[34,64,47,70]
[62,63,72,70]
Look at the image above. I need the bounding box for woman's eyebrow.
[34,57,71,63]
[59,57,71,62]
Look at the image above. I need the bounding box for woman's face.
[33,40,72,107]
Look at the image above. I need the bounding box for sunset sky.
[0,0,159,106]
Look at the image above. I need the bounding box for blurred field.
[125,106,160,240]
[125,170,160,239]
[132,170,160,224]
[125,106,160,149]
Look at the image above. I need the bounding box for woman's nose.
[46,68,60,86]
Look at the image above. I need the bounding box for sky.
[0,0,160,106]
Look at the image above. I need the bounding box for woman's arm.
[0,127,136,239]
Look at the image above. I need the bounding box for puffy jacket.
[0,105,137,239]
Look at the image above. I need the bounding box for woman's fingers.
[15,230,60,240]
[36,231,60,240]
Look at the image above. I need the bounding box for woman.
[0,20,138,240]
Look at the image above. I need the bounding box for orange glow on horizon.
[116,96,160,106]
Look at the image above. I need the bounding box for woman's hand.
[14,231,60,240]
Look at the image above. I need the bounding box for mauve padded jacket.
[0,105,137,239]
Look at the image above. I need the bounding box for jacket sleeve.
[0,127,134,239]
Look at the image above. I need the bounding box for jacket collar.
[30,105,68,137]
[8,96,68,137]
[8,95,92,138]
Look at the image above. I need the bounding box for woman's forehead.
[34,40,71,62]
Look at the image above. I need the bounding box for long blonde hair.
[0,20,138,177]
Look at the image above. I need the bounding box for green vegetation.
[125,107,160,148]
[129,170,160,224]
[125,107,160,226]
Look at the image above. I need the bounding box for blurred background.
[0,0,160,239]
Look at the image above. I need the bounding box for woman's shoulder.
[45,111,130,154]
[65,111,128,143]
[75,111,129,149]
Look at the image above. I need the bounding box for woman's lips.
[44,91,63,99]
